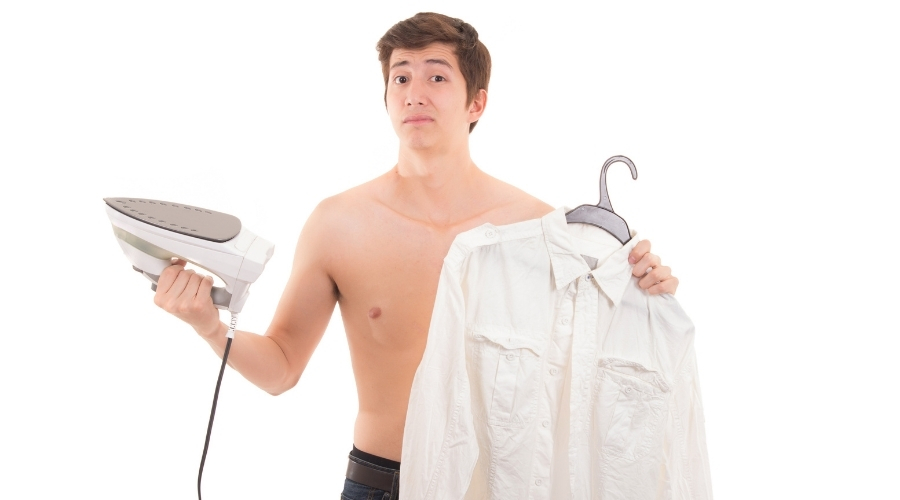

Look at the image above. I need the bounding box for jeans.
[340,454,400,500]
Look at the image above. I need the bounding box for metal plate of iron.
[104,197,242,243]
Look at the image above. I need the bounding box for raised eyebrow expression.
[389,58,454,73]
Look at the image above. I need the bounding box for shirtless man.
[153,12,679,499]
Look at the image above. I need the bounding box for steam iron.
[104,197,274,313]
[105,197,275,499]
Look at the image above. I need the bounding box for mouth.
[403,115,434,125]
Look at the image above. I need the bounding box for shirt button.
[535,479,543,486]
[506,354,515,361]
[550,367,559,375]
[561,318,570,325]
[485,229,496,238]
[542,420,550,427]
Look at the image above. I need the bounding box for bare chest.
[329,216,461,351]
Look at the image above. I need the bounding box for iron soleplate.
[104,197,242,243]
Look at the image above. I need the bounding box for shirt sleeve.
[656,296,714,500]
[671,347,714,499]
[401,255,479,500]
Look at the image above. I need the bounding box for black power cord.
[197,314,237,500]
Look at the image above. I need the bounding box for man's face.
[385,43,483,152]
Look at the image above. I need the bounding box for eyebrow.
[390,58,454,70]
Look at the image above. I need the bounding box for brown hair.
[376,12,491,132]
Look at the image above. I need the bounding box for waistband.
[346,445,399,493]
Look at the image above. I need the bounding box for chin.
[406,141,433,151]
[401,133,435,151]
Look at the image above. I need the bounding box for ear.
[468,89,487,123]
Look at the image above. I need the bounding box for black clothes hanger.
[565,155,638,245]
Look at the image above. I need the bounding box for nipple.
[368,307,382,319]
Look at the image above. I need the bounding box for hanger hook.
[598,155,638,212]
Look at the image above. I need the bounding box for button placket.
[532,378,554,500]
[533,291,574,499]
[568,275,599,493]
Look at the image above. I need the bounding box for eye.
[393,75,408,84]
[431,75,446,82]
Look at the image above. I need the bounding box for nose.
[405,78,426,107]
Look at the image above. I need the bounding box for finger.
[156,262,187,293]
[197,274,214,304]
[165,268,195,300]
[170,257,187,266]
[632,252,662,277]
[154,266,187,308]
[639,265,671,289]
[648,277,679,295]
[628,239,651,265]
[178,271,205,302]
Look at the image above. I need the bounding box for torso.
[321,168,552,461]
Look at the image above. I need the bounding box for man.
[153,12,679,499]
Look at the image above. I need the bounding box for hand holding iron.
[153,258,223,340]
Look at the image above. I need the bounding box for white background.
[1,1,897,498]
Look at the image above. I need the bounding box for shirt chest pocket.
[468,325,546,428]
[592,358,670,462]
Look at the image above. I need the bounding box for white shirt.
[401,208,712,500]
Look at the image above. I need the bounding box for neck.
[387,141,488,227]
[396,138,474,183]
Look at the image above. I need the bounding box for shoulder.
[307,177,382,226]
[295,177,385,258]
[482,175,554,225]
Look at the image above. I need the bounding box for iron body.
[104,197,274,313]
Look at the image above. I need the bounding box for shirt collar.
[541,207,639,306]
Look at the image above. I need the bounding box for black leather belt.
[346,457,396,493]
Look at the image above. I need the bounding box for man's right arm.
[153,200,340,395]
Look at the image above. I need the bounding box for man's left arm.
[628,239,679,295]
